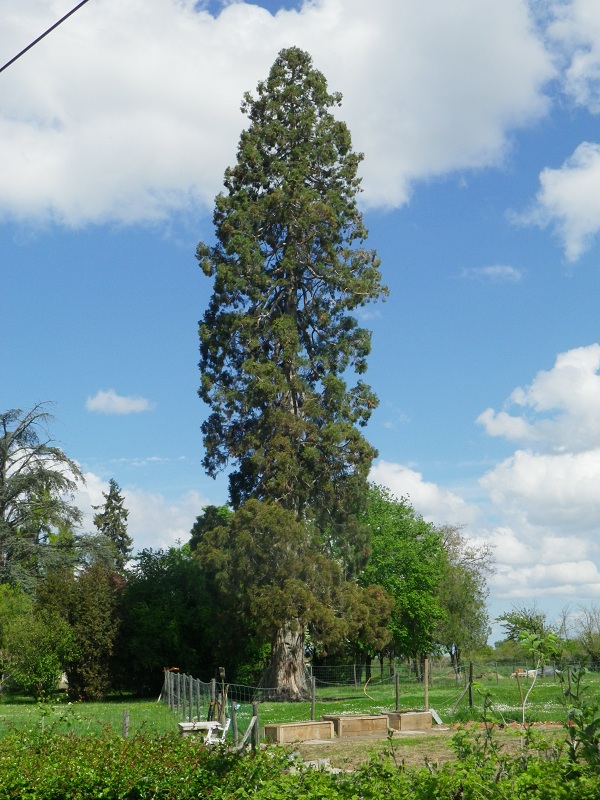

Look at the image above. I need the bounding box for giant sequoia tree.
[197,48,386,697]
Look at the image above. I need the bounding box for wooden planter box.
[263,720,335,743]
[321,714,389,738]
[384,711,432,731]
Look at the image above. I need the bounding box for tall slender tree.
[93,479,132,572]
[435,526,493,677]
[197,48,386,697]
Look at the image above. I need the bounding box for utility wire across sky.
[0,0,93,75]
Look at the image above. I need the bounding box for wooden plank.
[322,714,388,738]
[263,721,334,743]
[382,711,432,731]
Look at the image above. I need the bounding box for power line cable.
[0,0,93,76]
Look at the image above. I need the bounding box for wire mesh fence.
[161,670,213,722]
[160,658,598,728]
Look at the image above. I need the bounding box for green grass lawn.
[0,697,178,738]
[0,669,595,740]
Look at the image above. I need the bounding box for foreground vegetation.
[0,662,597,798]
[0,725,598,800]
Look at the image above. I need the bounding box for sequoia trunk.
[267,622,309,700]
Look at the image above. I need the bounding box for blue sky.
[3,0,600,637]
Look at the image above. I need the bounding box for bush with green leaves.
[5,610,74,699]
[0,728,599,800]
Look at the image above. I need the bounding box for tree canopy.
[361,485,446,664]
[197,46,386,524]
[93,478,132,572]
[196,48,387,696]
[0,404,83,590]
[435,526,493,674]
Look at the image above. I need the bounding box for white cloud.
[492,559,600,600]
[477,344,600,451]
[85,389,155,414]
[511,1,600,261]
[548,0,600,113]
[515,142,600,261]
[460,265,523,282]
[474,344,600,600]
[76,471,209,551]
[369,459,479,526]
[480,448,600,534]
[0,0,553,225]
[121,487,207,550]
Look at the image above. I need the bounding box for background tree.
[189,505,233,552]
[195,499,389,696]
[5,608,74,699]
[496,605,555,675]
[435,526,493,677]
[0,404,83,590]
[573,604,600,663]
[0,584,32,693]
[497,605,550,643]
[360,484,446,673]
[196,48,386,697]
[112,547,220,695]
[93,478,132,572]
[38,561,120,701]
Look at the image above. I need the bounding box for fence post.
[251,702,260,751]
[188,674,193,721]
[231,701,239,746]
[122,708,129,739]
[468,660,473,708]
[209,678,216,720]
[395,671,400,712]
[219,667,226,725]
[311,677,316,720]
[196,679,201,720]
[424,658,429,711]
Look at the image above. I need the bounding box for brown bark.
[266,622,309,700]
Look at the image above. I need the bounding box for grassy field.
[0,697,178,738]
[0,667,593,741]
[228,669,582,731]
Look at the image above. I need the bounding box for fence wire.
[161,659,598,723]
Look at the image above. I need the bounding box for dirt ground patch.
[292,725,565,770]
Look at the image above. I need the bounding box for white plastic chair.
[205,717,230,745]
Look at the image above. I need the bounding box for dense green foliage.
[196,47,387,697]
[38,564,120,701]
[361,485,446,662]
[113,547,219,695]
[0,727,600,800]
[0,404,83,590]
[93,478,133,572]
[5,608,74,698]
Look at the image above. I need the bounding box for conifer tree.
[197,48,387,697]
[93,479,132,572]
